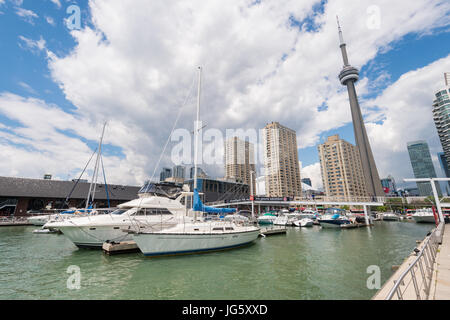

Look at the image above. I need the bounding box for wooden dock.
[0,218,31,227]
[259,226,287,236]
[102,241,141,255]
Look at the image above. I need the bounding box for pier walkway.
[373,222,448,300]
[429,225,450,299]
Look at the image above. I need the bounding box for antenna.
[336,15,345,45]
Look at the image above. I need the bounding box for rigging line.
[60,147,98,209]
[100,153,110,208]
[129,72,198,230]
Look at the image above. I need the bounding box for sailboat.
[130,67,260,257]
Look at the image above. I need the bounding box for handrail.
[385,222,444,300]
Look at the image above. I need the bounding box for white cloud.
[50,0,61,9]
[18,35,47,53]
[1,0,449,187]
[364,54,450,186]
[0,93,146,184]
[301,162,323,190]
[17,81,38,95]
[46,16,56,26]
[15,7,38,24]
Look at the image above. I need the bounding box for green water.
[0,221,433,300]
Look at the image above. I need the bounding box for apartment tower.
[224,137,256,193]
[318,135,368,200]
[263,122,302,197]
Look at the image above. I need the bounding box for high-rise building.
[224,137,256,193]
[172,165,185,180]
[318,134,368,200]
[406,141,441,196]
[438,152,450,195]
[159,167,172,182]
[301,178,312,187]
[432,73,450,167]
[336,18,384,197]
[263,122,302,197]
[189,166,207,179]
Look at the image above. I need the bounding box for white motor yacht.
[293,218,314,227]
[382,212,400,221]
[43,183,195,248]
[412,208,437,224]
[318,208,351,228]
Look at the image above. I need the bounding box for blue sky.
[0,0,449,189]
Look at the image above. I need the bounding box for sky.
[0,0,449,191]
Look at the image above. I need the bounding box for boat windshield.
[110,209,128,215]
[324,208,344,215]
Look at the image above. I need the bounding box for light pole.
[403,178,449,223]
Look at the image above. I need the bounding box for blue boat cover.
[193,188,236,214]
[331,214,340,219]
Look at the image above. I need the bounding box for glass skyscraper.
[407,141,441,196]
[432,74,450,168]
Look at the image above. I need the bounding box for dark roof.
[0,176,140,201]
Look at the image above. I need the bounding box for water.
[0,221,433,300]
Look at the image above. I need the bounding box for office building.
[159,167,172,182]
[407,140,441,196]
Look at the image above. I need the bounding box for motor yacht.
[318,208,351,228]
[43,182,196,248]
[412,208,437,224]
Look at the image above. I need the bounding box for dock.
[259,226,287,236]
[429,225,450,299]
[372,222,448,300]
[0,218,31,227]
[102,241,141,255]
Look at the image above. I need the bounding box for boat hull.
[133,230,260,257]
[412,215,436,223]
[57,225,133,248]
[319,219,351,228]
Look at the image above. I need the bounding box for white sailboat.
[130,67,260,257]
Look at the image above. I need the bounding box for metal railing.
[386,222,444,300]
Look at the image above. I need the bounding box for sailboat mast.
[193,66,202,190]
[86,122,107,209]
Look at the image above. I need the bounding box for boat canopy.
[192,189,236,214]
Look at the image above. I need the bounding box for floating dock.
[0,219,31,227]
[102,241,141,255]
[259,226,287,236]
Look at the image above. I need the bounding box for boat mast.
[194,66,202,191]
[86,122,107,210]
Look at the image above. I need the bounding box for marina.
[0,221,435,300]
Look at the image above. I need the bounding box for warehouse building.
[0,176,141,216]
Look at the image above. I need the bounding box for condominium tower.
[224,137,256,193]
[406,140,441,196]
[318,135,368,200]
[263,122,302,197]
[432,73,450,168]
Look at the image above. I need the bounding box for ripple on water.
[0,222,433,299]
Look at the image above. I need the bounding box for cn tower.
[337,17,384,197]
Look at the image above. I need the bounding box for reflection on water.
[0,221,433,300]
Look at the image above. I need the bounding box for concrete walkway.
[430,225,450,299]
